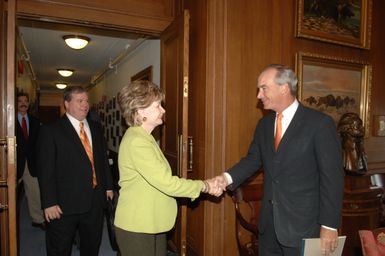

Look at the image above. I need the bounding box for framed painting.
[295,0,372,49]
[131,66,153,82]
[296,52,372,137]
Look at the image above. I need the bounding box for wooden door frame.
[16,0,178,36]
[10,1,186,255]
[160,10,190,255]
[0,0,17,255]
[203,0,228,255]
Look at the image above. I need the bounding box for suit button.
[268,200,274,204]
[274,180,279,184]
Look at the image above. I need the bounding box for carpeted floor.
[19,195,117,255]
[19,196,179,255]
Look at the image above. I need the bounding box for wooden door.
[38,106,61,124]
[160,10,190,256]
[0,0,17,255]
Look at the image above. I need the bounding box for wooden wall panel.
[37,0,175,17]
[184,1,207,256]
[17,0,175,34]
[186,0,385,255]
[185,0,234,255]
[39,92,64,108]
[225,0,385,174]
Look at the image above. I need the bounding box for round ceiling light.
[57,69,74,77]
[63,35,90,50]
[56,83,68,89]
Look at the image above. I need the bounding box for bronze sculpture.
[337,112,367,175]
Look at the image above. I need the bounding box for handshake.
[201,174,229,197]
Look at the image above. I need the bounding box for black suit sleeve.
[227,124,264,190]
[315,115,344,228]
[36,124,58,209]
[28,116,41,177]
[99,125,113,191]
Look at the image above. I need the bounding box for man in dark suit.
[36,86,113,255]
[213,64,344,256]
[16,92,45,228]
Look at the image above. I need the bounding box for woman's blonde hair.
[118,80,164,126]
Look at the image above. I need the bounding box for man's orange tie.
[274,113,283,151]
[79,122,97,188]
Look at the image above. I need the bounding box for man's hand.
[205,178,223,196]
[44,205,63,222]
[209,174,229,197]
[214,174,229,191]
[320,227,338,256]
[106,190,114,200]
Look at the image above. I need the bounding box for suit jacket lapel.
[60,115,90,160]
[16,120,23,135]
[278,104,305,152]
[88,120,99,159]
[266,112,276,153]
[28,115,37,137]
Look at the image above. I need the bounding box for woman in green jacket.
[115,80,216,256]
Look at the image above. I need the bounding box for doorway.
[2,2,190,255]
[38,106,60,124]
[16,19,160,255]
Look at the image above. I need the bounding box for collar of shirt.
[66,113,93,147]
[276,99,299,136]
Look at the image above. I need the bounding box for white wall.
[89,39,160,103]
[88,39,160,152]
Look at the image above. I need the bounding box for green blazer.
[114,126,204,234]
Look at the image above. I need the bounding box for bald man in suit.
[214,64,344,256]
[37,86,113,255]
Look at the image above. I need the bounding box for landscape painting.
[296,0,372,49]
[296,52,372,136]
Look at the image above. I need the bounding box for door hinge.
[0,136,16,165]
[0,137,6,147]
[0,203,8,211]
[183,76,188,98]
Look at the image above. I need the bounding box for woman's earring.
[143,117,147,122]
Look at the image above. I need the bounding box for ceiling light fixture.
[63,35,90,50]
[57,69,74,77]
[56,83,68,89]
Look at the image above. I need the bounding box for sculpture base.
[341,175,382,256]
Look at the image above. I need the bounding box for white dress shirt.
[66,113,93,148]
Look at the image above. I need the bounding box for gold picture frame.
[296,52,372,137]
[295,0,372,49]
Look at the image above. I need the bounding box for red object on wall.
[17,59,24,75]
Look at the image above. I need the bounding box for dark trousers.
[115,227,167,256]
[45,190,104,256]
[258,207,301,256]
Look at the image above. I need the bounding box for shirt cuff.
[321,225,337,231]
[223,172,233,185]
